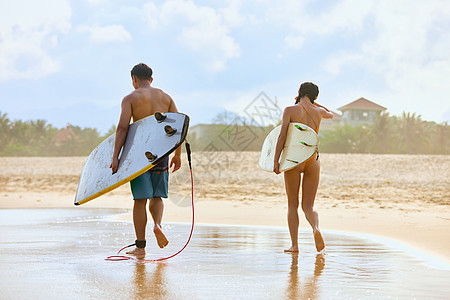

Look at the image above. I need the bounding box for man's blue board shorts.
[130,157,169,200]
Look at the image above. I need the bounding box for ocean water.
[0,209,449,299]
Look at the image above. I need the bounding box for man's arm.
[110,96,133,174]
[168,96,182,172]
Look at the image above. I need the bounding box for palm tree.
[352,125,372,153]
[396,112,426,154]
[0,112,11,153]
[433,122,449,154]
[320,125,358,153]
[369,112,393,154]
[29,119,58,155]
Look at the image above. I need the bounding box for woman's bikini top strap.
[299,103,319,133]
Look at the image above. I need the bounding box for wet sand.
[0,209,449,300]
[0,154,449,263]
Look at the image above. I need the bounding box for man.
[110,63,181,256]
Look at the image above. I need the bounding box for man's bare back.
[127,85,177,122]
[111,75,180,175]
[110,63,182,257]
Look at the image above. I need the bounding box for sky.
[0,0,449,133]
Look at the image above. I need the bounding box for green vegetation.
[0,110,448,156]
[0,112,114,156]
[187,123,274,152]
[319,112,450,154]
[188,110,449,155]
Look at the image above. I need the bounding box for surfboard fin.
[164,125,177,137]
[155,112,167,123]
[145,151,157,162]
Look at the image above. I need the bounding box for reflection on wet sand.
[287,253,325,299]
[0,209,449,300]
[133,262,168,300]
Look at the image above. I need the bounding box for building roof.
[330,110,342,120]
[55,124,78,146]
[338,97,387,112]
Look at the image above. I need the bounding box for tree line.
[0,110,448,156]
[319,112,450,154]
[189,111,449,155]
[0,112,115,156]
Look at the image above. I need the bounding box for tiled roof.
[331,110,342,119]
[338,97,387,111]
[55,124,78,145]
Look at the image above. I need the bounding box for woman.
[273,82,333,252]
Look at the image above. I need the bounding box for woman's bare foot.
[126,247,146,257]
[284,246,299,253]
[314,229,325,252]
[153,225,169,248]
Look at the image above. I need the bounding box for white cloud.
[143,0,241,71]
[266,0,373,50]
[269,0,450,122]
[284,35,305,50]
[324,1,450,122]
[77,24,132,44]
[324,51,363,75]
[0,0,71,81]
[144,2,159,29]
[219,0,246,28]
[86,0,106,5]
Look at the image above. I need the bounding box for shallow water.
[0,209,449,299]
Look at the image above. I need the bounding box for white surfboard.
[259,123,318,172]
[75,112,189,205]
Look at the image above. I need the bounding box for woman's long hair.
[295,82,319,104]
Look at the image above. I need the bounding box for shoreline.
[2,207,448,300]
[0,154,449,266]
[78,205,450,270]
[2,195,449,266]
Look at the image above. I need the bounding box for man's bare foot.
[126,247,146,257]
[314,229,325,252]
[153,225,169,248]
[284,246,299,253]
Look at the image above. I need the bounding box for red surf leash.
[105,141,194,262]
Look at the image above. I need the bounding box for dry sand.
[0,153,449,262]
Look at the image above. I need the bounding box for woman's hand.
[314,102,331,112]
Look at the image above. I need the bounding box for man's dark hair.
[297,82,319,104]
[131,63,153,80]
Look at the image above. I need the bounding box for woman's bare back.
[286,101,326,133]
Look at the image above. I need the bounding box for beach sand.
[0,153,449,262]
[1,208,449,299]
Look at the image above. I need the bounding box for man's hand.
[273,161,281,174]
[170,155,181,173]
[110,157,119,174]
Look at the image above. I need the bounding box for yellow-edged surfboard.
[74,112,189,205]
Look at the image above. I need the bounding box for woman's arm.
[314,102,330,112]
[314,102,334,119]
[273,108,290,174]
